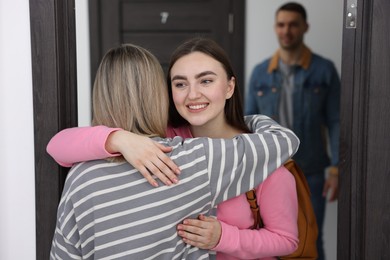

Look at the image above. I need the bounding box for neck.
[279,44,304,65]
[190,119,241,139]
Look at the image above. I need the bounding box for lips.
[187,103,208,110]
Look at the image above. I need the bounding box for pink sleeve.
[46,126,121,167]
[213,166,299,258]
[166,125,193,138]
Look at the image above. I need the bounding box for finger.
[183,218,205,228]
[154,142,173,153]
[152,155,180,183]
[154,144,181,175]
[322,184,329,197]
[328,188,338,201]
[198,214,216,222]
[178,229,214,249]
[328,194,337,202]
[178,224,202,235]
[138,166,159,187]
[181,236,207,249]
[144,161,173,186]
[177,228,202,241]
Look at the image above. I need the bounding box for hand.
[323,166,339,201]
[106,130,181,187]
[177,214,221,249]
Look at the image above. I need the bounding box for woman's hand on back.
[177,214,222,249]
[106,130,181,187]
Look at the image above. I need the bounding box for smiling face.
[170,51,235,131]
[275,10,308,51]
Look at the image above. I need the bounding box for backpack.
[245,159,318,259]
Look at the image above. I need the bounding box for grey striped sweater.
[50,115,299,260]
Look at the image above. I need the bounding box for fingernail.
[166,180,172,186]
[153,181,159,187]
[176,168,181,175]
[172,178,179,184]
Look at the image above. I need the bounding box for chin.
[185,118,207,127]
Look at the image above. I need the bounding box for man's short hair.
[277,2,307,22]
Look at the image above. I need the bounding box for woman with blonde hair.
[49,43,299,259]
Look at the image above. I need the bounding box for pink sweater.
[47,126,298,259]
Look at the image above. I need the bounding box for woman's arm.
[177,167,299,258]
[46,126,180,187]
[176,114,299,251]
[208,114,299,205]
[46,126,120,167]
[213,167,299,258]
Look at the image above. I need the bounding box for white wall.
[76,0,92,127]
[0,0,36,259]
[245,1,343,259]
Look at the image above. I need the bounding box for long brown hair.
[92,44,168,137]
[167,37,250,133]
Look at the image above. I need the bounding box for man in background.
[245,2,340,259]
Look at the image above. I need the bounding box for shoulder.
[253,57,272,72]
[163,136,207,159]
[64,159,125,191]
[311,52,336,69]
[58,160,112,213]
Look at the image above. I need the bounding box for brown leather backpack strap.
[245,189,263,229]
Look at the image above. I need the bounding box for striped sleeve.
[207,114,299,206]
[50,200,82,260]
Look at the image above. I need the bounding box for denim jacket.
[245,46,340,174]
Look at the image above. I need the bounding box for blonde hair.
[92,44,168,137]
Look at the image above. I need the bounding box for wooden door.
[338,0,390,258]
[89,0,245,93]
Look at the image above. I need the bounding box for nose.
[281,25,289,35]
[188,84,201,100]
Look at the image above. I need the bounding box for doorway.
[30,0,390,259]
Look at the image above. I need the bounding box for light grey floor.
[323,201,338,260]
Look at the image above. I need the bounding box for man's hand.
[323,166,339,201]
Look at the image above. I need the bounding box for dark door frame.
[30,0,78,258]
[338,0,388,259]
[31,0,370,259]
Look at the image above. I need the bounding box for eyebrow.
[171,70,217,82]
[171,75,187,81]
[195,71,217,79]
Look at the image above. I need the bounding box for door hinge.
[346,0,357,28]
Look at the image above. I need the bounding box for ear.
[304,22,309,33]
[226,77,235,99]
